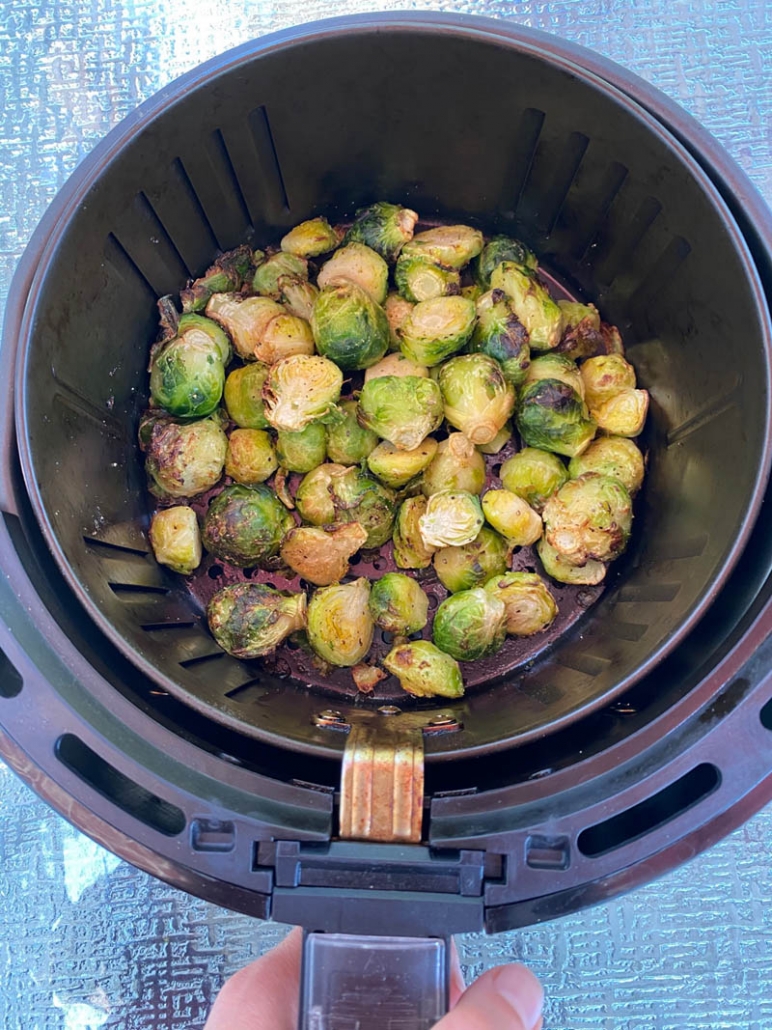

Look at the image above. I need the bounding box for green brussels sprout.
[383,640,464,698]
[525,353,585,402]
[473,235,538,287]
[419,490,484,548]
[569,436,645,495]
[149,331,224,419]
[394,252,461,303]
[281,216,343,257]
[364,352,429,382]
[357,375,444,451]
[253,312,315,365]
[295,464,396,548]
[559,301,601,332]
[202,484,294,567]
[555,300,605,360]
[490,262,563,351]
[280,522,368,586]
[481,489,543,546]
[140,412,227,499]
[433,588,507,661]
[206,294,284,360]
[223,362,271,429]
[468,289,530,386]
[399,296,477,367]
[537,537,607,586]
[515,379,597,458]
[311,281,389,370]
[580,354,637,410]
[477,422,512,455]
[279,277,319,322]
[207,582,307,659]
[307,578,374,666]
[369,572,429,636]
[499,447,569,512]
[592,389,649,437]
[407,225,484,270]
[393,496,437,569]
[175,313,232,364]
[461,283,484,303]
[543,472,633,566]
[384,292,415,350]
[294,463,342,525]
[439,354,516,445]
[317,242,389,305]
[433,525,510,593]
[275,422,328,473]
[421,433,487,497]
[367,438,438,488]
[262,354,343,432]
[148,506,202,575]
[252,251,309,297]
[344,202,419,261]
[180,245,253,313]
[225,428,278,484]
[483,571,558,636]
[326,399,379,465]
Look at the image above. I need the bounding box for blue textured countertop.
[1,2,771,1029]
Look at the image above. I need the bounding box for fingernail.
[492,964,544,1029]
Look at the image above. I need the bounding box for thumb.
[436,963,544,1030]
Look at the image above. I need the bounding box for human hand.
[204,928,544,1030]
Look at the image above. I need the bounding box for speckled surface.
[1,2,771,1028]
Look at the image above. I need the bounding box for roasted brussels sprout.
[421,433,487,497]
[357,375,444,451]
[252,251,309,297]
[294,462,341,525]
[383,640,464,698]
[408,225,484,269]
[499,447,569,512]
[481,489,543,546]
[433,588,507,662]
[419,490,484,548]
[148,506,202,575]
[592,389,649,437]
[223,362,271,429]
[537,537,607,585]
[174,312,232,364]
[369,573,429,637]
[225,428,278,485]
[580,354,637,410]
[325,399,379,465]
[543,472,633,566]
[206,294,284,361]
[515,379,597,458]
[477,422,512,455]
[384,292,415,349]
[207,583,307,659]
[317,242,389,305]
[344,201,419,261]
[559,301,600,332]
[490,262,563,351]
[555,300,606,361]
[468,289,530,386]
[394,252,461,303]
[281,216,342,258]
[275,422,328,473]
[364,352,429,382]
[149,330,225,419]
[311,280,390,370]
[180,245,254,314]
[393,496,437,569]
[279,277,319,322]
[398,296,477,367]
[140,411,227,499]
[483,571,558,636]
[280,522,368,586]
[473,235,538,287]
[433,525,510,593]
[262,354,343,432]
[295,464,396,548]
[439,354,516,445]
[253,312,315,365]
[202,484,294,567]
[367,438,438,488]
[525,353,585,400]
[307,578,374,666]
[569,436,645,495]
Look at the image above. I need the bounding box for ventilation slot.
[178,131,252,250]
[535,132,589,236]
[143,158,220,275]
[572,161,629,260]
[627,235,692,330]
[760,696,772,731]
[248,105,291,211]
[111,192,190,297]
[591,195,662,286]
[499,107,545,218]
[0,648,23,699]
[109,582,170,598]
[56,733,185,836]
[179,651,225,669]
[83,536,149,560]
[577,763,720,858]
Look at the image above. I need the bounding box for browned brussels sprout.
[202,484,294,567]
[207,582,307,659]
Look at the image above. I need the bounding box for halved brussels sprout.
[307,578,374,666]
[559,301,600,332]
[433,588,507,662]
[592,389,649,437]
[483,571,558,636]
[357,375,444,451]
[383,640,464,698]
[364,352,429,382]
[148,506,202,575]
[433,525,510,593]
[490,262,563,351]
[202,484,294,567]
[543,472,633,566]
[207,583,307,659]
[419,490,484,548]
[252,251,309,297]
[555,300,605,360]
[580,354,637,410]
[421,433,487,497]
[281,216,342,257]
[399,296,477,367]
[140,411,227,499]
[262,354,343,432]
[225,428,278,485]
[280,522,368,586]
[367,438,438,488]
[275,421,328,473]
[223,362,271,429]
[384,292,415,350]
[294,463,342,525]
[149,331,224,419]
[477,423,512,455]
[279,277,320,322]
[311,280,390,370]
[473,235,538,287]
[369,572,429,636]
[439,354,516,445]
[569,436,645,495]
[468,289,530,386]
[175,313,232,364]
[394,252,461,303]
[481,489,543,546]
[295,464,396,548]
[499,447,569,512]
[461,283,484,303]
[407,225,484,269]
[537,537,607,585]
[253,313,315,365]
[525,353,585,400]
[515,379,597,458]
[317,242,389,305]
[393,496,437,569]
[206,294,284,360]
[326,399,379,465]
[180,245,253,313]
[344,201,419,261]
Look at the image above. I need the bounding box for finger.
[204,927,303,1030]
[448,938,466,1007]
[435,963,544,1030]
